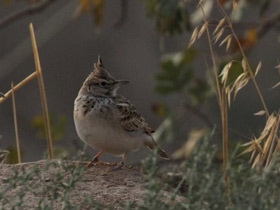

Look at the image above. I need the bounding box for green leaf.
[6,146,23,164]
[141,0,191,34]
[219,58,254,86]
[32,114,67,142]
[155,85,176,95]
[1,0,12,5]
[188,78,211,105]
[155,49,197,95]
[92,0,105,27]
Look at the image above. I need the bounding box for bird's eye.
[100,82,106,86]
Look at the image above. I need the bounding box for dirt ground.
[0,160,182,209]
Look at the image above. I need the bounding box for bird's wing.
[115,95,154,134]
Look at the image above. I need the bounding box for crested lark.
[74,56,169,167]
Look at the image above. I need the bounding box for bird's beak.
[116,80,130,85]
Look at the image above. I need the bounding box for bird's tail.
[144,141,170,160]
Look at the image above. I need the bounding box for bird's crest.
[86,56,114,81]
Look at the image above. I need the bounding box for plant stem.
[0,72,37,104]
[29,23,54,159]
[11,82,22,164]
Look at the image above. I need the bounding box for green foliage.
[141,0,191,35]
[92,0,105,27]
[219,60,244,86]
[32,113,67,143]
[1,0,11,5]
[5,146,22,164]
[52,146,69,159]
[0,136,9,164]
[155,48,196,95]
[155,47,211,105]
[134,131,280,209]
[188,78,212,106]
[2,132,280,209]
[32,113,68,159]
[0,160,106,209]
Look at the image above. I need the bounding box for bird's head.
[81,56,129,97]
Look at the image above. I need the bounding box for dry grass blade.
[271,81,280,89]
[198,0,205,7]
[198,22,208,39]
[29,23,53,159]
[265,118,279,167]
[188,26,199,48]
[214,27,225,44]
[238,141,255,157]
[261,128,275,165]
[217,1,269,117]
[275,64,280,75]
[252,155,261,169]
[219,34,231,47]
[219,61,233,86]
[213,17,226,35]
[240,113,278,168]
[254,110,266,116]
[232,74,249,99]
[232,1,238,10]
[253,140,263,155]
[11,82,22,163]
[172,129,207,159]
[0,72,37,104]
[218,34,232,52]
[249,150,256,164]
[241,59,249,73]
[272,113,280,153]
[255,61,262,76]
[235,78,249,97]
[226,35,232,52]
[262,114,277,137]
[226,86,231,107]
[239,138,261,156]
[221,89,229,169]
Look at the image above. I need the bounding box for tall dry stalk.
[29,23,53,159]
[193,2,228,170]
[0,72,37,104]
[213,1,279,168]
[216,0,269,118]
[11,82,22,163]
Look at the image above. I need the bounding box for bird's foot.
[111,161,128,171]
[87,160,112,168]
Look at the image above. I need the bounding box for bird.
[73,56,169,167]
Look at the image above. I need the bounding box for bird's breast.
[73,96,143,155]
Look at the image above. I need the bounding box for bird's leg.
[87,151,104,167]
[120,152,127,166]
[112,153,128,170]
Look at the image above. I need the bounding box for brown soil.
[0,160,182,209]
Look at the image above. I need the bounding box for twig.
[200,5,222,105]
[0,0,57,30]
[221,5,280,63]
[29,23,54,159]
[257,10,280,38]
[221,89,228,168]
[11,82,22,164]
[114,0,128,27]
[0,72,37,104]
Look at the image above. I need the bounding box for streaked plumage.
[73,56,169,166]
